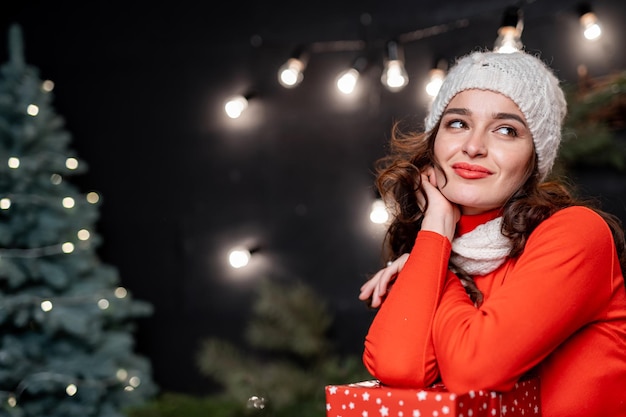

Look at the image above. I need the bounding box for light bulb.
[336,68,359,95]
[493,6,524,53]
[228,248,251,268]
[425,68,445,97]
[224,95,249,119]
[494,26,523,53]
[369,199,389,224]
[381,60,408,92]
[278,57,305,88]
[381,41,408,92]
[580,12,601,40]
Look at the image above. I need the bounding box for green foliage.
[0,24,157,416]
[123,393,244,417]
[555,71,626,176]
[126,278,371,417]
[245,278,333,358]
[196,278,370,407]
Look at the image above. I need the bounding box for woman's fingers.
[359,254,410,308]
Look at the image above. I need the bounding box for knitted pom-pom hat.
[424,50,568,182]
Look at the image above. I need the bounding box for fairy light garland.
[0,99,144,409]
[0,368,144,409]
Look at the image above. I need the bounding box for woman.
[358,50,626,416]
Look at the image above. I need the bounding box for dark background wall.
[1,0,625,395]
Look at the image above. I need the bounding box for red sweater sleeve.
[363,206,621,393]
[362,230,466,387]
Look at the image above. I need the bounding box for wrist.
[421,213,456,242]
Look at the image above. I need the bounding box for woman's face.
[433,89,534,215]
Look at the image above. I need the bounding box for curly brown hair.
[373,121,626,306]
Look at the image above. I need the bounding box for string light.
[3,154,86,176]
[493,6,524,53]
[224,95,249,119]
[425,58,448,98]
[578,3,602,40]
[0,188,101,258]
[381,40,409,92]
[225,4,613,118]
[369,199,389,224]
[1,25,156,414]
[26,104,39,116]
[336,56,368,95]
[0,288,131,314]
[277,45,309,88]
[228,247,252,268]
[41,79,54,92]
[0,369,146,408]
[224,91,257,119]
[66,157,79,170]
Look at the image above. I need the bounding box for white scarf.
[450,216,512,276]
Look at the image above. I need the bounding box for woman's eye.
[496,126,517,137]
[448,120,464,129]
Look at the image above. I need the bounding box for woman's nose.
[462,131,487,157]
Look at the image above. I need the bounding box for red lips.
[452,162,492,179]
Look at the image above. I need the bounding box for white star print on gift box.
[325,378,541,417]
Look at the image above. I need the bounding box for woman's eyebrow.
[442,107,469,116]
[443,108,527,127]
[494,112,527,126]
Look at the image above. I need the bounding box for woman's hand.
[359,253,410,308]
[420,167,460,243]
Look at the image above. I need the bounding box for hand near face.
[421,167,461,243]
[359,167,460,308]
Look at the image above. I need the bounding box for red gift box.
[325,378,540,417]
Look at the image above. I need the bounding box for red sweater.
[363,206,626,416]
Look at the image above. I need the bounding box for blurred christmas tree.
[554,68,626,175]
[126,278,371,417]
[0,24,157,416]
[194,278,370,417]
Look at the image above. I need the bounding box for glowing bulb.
[494,26,523,53]
[97,299,110,309]
[229,248,251,268]
[425,68,445,97]
[50,174,62,185]
[224,95,249,119]
[381,60,408,92]
[41,300,53,312]
[77,229,90,240]
[493,6,524,53]
[115,287,128,298]
[8,157,19,169]
[369,199,389,224]
[581,12,601,40]
[0,198,11,210]
[117,368,128,381]
[336,68,359,95]
[129,376,141,387]
[62,242,75,253]
[62,197,75,208]
[278,58,305,88]
[66,157,79,170]
[42,80,55,92]
[86,191,100,204]
[27,104,39,116]
[66,384,77,396]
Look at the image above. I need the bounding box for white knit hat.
[424,50,568,181]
